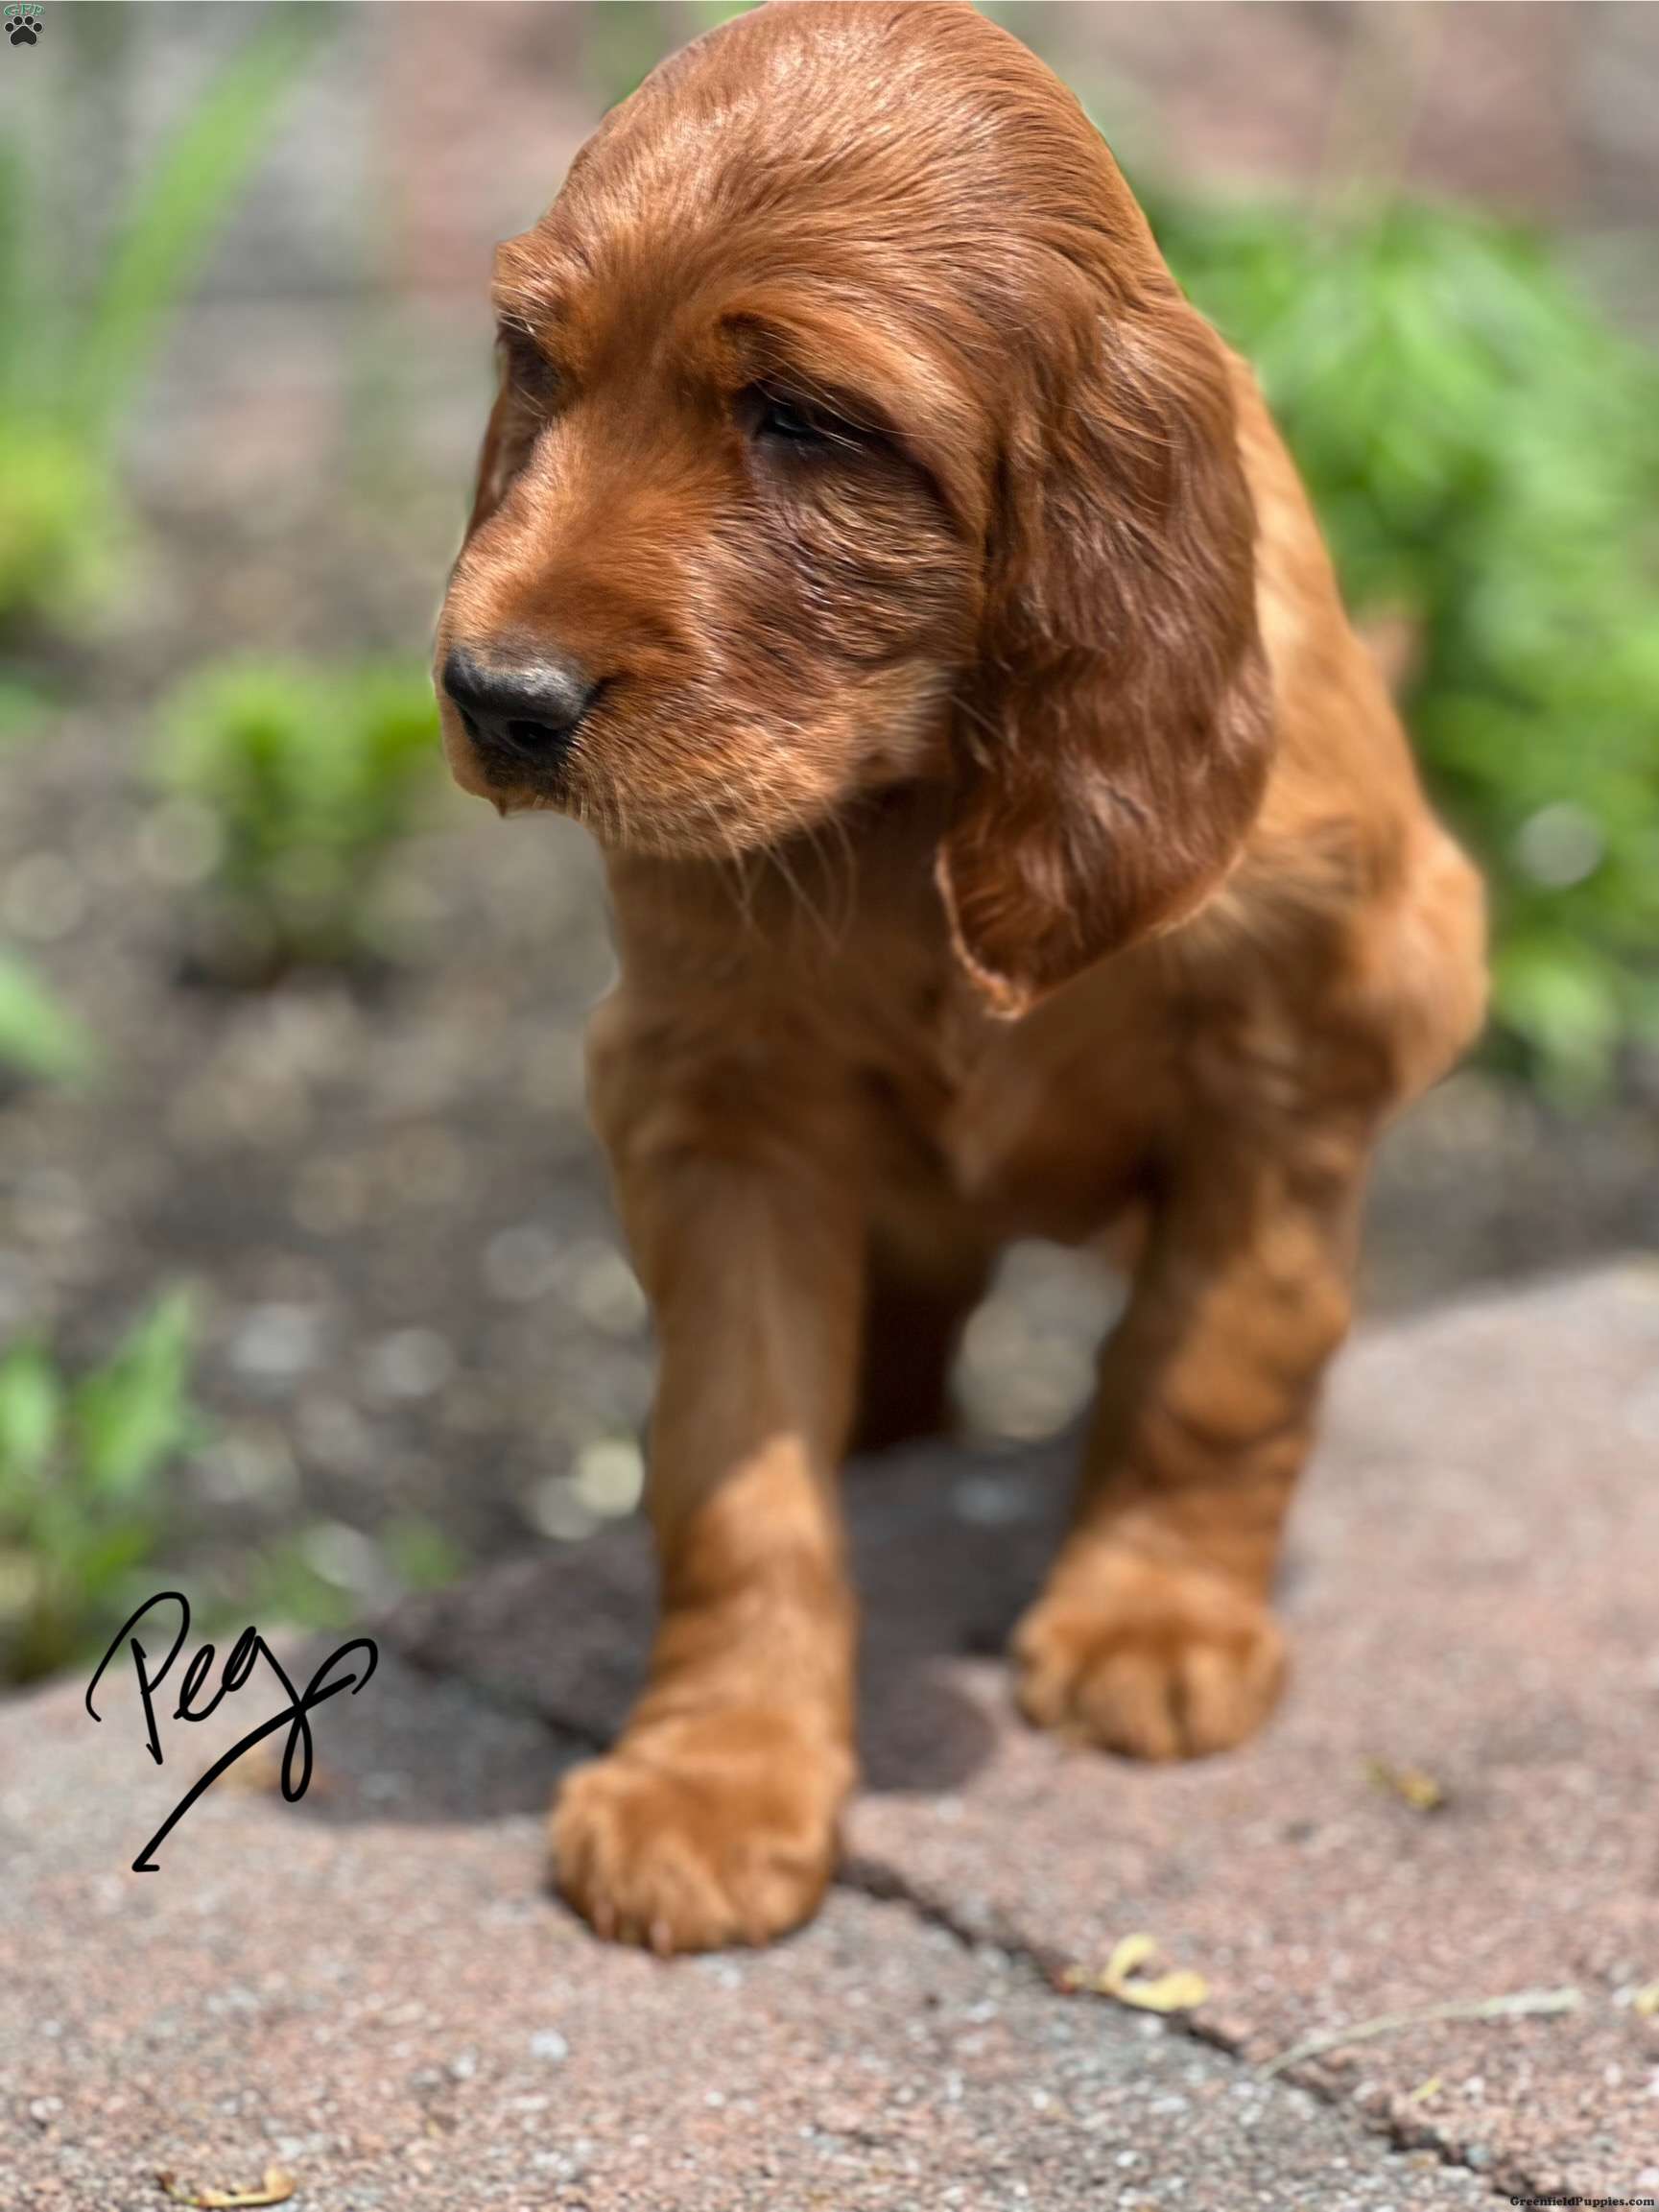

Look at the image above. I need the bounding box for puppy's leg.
[553,1124,864,1952]
[1014,1115,1366,1759]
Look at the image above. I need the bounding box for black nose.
[443,644,600,763]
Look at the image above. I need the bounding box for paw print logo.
[5,5,44,43]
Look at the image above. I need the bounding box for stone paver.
[392,1264,1659,2200]
[3,1654,1479,2210]
[4,1267,1656,2205]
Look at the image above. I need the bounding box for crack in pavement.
[386,1623,1521,2202]
[836,1849,1523,2202]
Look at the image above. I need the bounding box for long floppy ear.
[937,273,1274,1019]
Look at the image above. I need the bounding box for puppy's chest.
[841,947,1170,1238]
[839,947,980,1146]
[836,969,1015,1196]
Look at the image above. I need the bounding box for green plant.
[0,948,94,1087]
[243,1513,467,1632]
[152,657,443,975]
[382,1513,467,1594]
[1146,193,1659,1092]
[0,1290,204,1682]
[581,2,751,109]
[0,13,321,635]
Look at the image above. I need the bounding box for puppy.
[435,0,1485,1953]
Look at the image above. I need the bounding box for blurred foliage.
[152,658,443,978]
[0,1291,203,1682]
[583,0,750,108]
[0,948,94,1089]
[0,12,320,636]
[1149,195,1659,1093]
[0,1285,467,1677]
[382,1514,469,1594]
[0,674,54,739]
[583,0,672,110]
[244,1515,467,1634]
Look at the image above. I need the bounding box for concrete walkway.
[4,1267,1656,2208]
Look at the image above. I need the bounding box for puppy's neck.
[602,781,960,996]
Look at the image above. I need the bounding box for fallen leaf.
[1102,1933,1159,1984]
[156,2165,296,2207]
[1056,1932,1209,2014]
[1363,1758,1446,1813]
[1405,2075,1442,2104]
[1111,1968,1211,2014]
[1633,1984,1659,2018]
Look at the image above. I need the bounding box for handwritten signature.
[84,1591,377,1873]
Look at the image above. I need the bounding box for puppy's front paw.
[1013,1549,1287,1761]
[551,1708,850,1953]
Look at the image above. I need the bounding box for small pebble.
[484,1223,563,1303]
[573,1437,644,1517]
[229,1301,323,1384]
[367,1327,455,1400]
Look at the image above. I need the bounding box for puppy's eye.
[756,392,823,443]
[498,330,564,413]
[747,385,861,454]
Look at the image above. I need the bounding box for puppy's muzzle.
[443,642,602,771]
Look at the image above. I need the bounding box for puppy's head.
[437,0,1271,1012]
